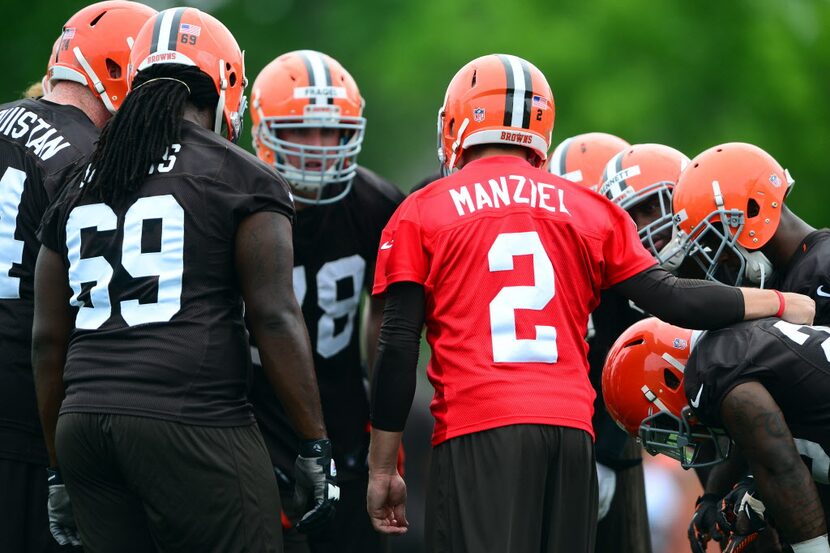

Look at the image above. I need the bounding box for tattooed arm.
[721,381,827,543]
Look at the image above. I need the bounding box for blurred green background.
[5,0,830,225]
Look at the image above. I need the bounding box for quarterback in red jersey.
[366,54,815,553]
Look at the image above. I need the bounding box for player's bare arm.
[236,211,326,440]
[31,245,73,468]
[721,381,827,543]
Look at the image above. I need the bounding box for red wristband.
[774,290,786,318]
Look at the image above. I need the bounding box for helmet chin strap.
[72,46,117,114]
[447,118,470,172]
[738,246,773,288]
[214,58,228,138]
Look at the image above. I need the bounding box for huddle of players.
[1,1,402,552]
[4,2,826,553]
[553,134,830,552]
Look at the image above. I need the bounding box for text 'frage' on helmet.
[250,50,365,205]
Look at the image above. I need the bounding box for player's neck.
[182,104,213,130]
[459,145,530,167]
[762,205,815,268]
[42,81,111,129]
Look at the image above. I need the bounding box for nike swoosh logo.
[690,385,704,408]
[380,240,394,250]
[818,286,830,298]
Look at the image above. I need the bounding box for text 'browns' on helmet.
[437,54,554,175]
[128,7,248,142]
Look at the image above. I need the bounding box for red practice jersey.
[373,156,656,445]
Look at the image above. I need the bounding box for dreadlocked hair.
[79,64,219,208]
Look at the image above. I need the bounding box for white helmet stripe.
[504,55,526,128]
[155,8,180,54]
[299,50,329,105]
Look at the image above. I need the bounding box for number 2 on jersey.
[488,231,557,363]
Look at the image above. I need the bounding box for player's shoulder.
[803,230,830,261]
[353,166,404,205]
[0,98,98,171]
[180,123,288,188]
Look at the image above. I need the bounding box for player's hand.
[780,292,815,325]
[596,462,616,521]
[688,493,725,553]
[292,439,340,534]
[47,468,82,547]
[718,477,764,535]
[367,470,408,534]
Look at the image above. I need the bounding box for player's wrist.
[46,466,63,486]
[298,438,331,459]
[773,289,786,318]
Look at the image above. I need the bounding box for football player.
[0,2,155,550]
[587,143,691,552]
[548,131,630,190]
[249,50,404,553]
[366,53,814,553]
[602,317,830,553]
[32,8,335,551]
[673,142,830,325]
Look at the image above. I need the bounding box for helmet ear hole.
[229,72,237,87]
[449,118,455,135]
[106,58,121,79]
[746,198,760,218]
[663,368,681,390]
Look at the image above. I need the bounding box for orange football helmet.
[548,132,629,190]
[48,1,157,113]
[129,7,248,143]
[437,54,554,174]
[599,143,690,259]
[250,50,365,204]
[602,318,729,468]
[672,143,793,286]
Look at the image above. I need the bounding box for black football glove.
[719,476,766,535]
[688,493,726,553]
[47,468,82,547]
[719,476,771,552]
[292,439,340,534]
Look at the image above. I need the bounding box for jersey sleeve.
[216,152,295,224]
[361,179,405,288]
[372,197,429,295]
[684,325,770,428]
[37,182,73,253]
[601,204,657,288]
